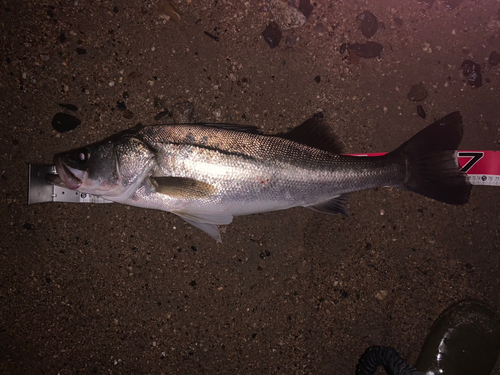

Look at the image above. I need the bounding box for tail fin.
[388,111,471,205]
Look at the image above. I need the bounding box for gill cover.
[54,133,156,198]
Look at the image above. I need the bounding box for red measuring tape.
[348,151,500,186]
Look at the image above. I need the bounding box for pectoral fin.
[172,209,234,243]
[151,177,216,199]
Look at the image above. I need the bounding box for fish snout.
[53,155,82,190]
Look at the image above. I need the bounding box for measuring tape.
[350,151,500,187]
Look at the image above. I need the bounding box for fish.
[48,111,471,242]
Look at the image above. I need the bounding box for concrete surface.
[1,0,500,374]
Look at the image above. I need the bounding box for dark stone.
[357,11,378,38]
[76,48,87,55]
[58,103,78,111]
[204,31,219,42]
[348,42,383,58]
[122,91,129,100]
[51,113,81,133]
[59,33,67,43]
[117,101,127,111]
[314,75,321,83]
[339,43,347,54]
[113,6,118,13]
[154,111,170,121]
[461,60,482,87]
[407,83,428,101]
[417,105,426,119]
[23,223,32,230]
[154,96,167,109]
[488,51,500,66]
[393,17,403,27]
[260,250,271,259]
[262,22,282,49]
[298,0,314,19]
[123,110,134,119]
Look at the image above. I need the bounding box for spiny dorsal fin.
[199,123,262,134]
[278,117,342,154]
[151,177,216,198]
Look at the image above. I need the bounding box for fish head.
[53,135,156,199]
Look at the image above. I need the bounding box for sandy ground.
[1,0,500,374]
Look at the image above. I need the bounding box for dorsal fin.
[199,123,262,134]
[278,118,342,154]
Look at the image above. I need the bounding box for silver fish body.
[52,113,471,242]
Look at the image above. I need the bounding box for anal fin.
[306,194,350,216]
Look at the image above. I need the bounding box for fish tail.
[388,111,471,205]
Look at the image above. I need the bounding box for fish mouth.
[53,156,82,190]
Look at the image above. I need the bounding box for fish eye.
[77,148,90,163]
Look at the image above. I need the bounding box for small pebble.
[59,103,79,111]
[417,105,426,119]
[76,48,86,55]
[154,111,170,121]
[348,42,383,58]
[393,17,403,27]
[375,290,388,301]
[262,22,282,49]
[357,11,378,38]
[260,250,271,259]
[407,83,428,102]
[298,0,314,19]
[154,96,167,109]
[204,31,219,42]
[123,110,134,119]
[157,0,181,22]
[116,101,126,111]
[488,51,500,66]
[268,0,306,30]
[461,60,482,87]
